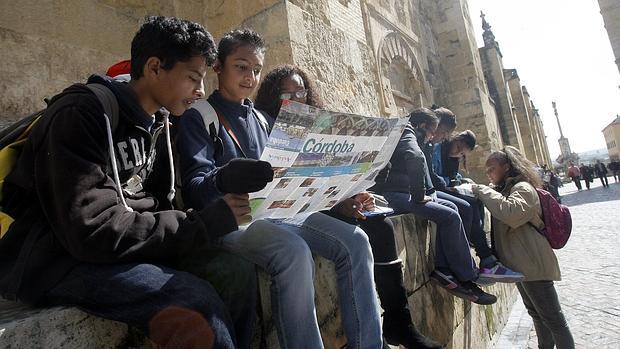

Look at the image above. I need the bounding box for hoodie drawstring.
[104,109,175,209]
[104,113,133,212]
[163,113,176,203]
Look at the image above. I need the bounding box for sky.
[468,0,620,159]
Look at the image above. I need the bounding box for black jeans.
[583,176,591,189]
[323,211,398,263]
[517,281,575,349]
[572,176,582,190]
[44,252,257,349]
[598,174,609,187]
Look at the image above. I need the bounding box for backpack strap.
[86,83,120,132]
[191,99,221,147]
[253,109,270,134]
[191,99,248,158]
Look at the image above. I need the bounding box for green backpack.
[0,83,119,237]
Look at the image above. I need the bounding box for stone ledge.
[0,301,137,348]
[0,213,516,349]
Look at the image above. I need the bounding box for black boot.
[375,262,444,349]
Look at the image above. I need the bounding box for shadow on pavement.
[558,180,620,207]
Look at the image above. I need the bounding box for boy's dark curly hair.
[217,28,266,64]
[130,16,217,79]
[255,64,324,118]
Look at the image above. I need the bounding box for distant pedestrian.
[609,161,619,182]
[543,169,562,203]
[594,160,609,188]
[579,164,592,190]
[567,162,582,191]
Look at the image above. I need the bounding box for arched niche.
[377,32,428,116]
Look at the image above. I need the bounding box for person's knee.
[443,200,459,213]
[458,201,473,216]
[345,227,374,262]
[539,310,569,330]
[444,207,462,223]
[271,236,315,279]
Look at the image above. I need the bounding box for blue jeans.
[44,263,237,349]
[383,192,477,282]
[221,212,382,349]
[436,191,495,264]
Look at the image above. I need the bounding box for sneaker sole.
[477,274,525,283]
[430,271,459,289]
[431,278,478,302]
[432,279,498,305]
[475,280,496,287]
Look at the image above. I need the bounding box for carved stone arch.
[377,31,428,116]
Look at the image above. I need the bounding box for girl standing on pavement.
[472,146,575,349]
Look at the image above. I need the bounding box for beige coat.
[472,180,561,281]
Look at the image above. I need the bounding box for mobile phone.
[362,206,394,217]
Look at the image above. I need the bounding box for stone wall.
[479,44,512,149]
[476,14,558,168]
[430,0,503,182]
[504,72,532,158]
[0,0,524,182]
[0,214,516,349]
[521,87,545,166]
[285,0,380,116]
[599,0,620,74]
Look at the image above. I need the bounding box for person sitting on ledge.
[0,16,274,349]
[371,108,498,305]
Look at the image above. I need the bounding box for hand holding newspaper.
[451,183,475,198]
[248,101,408,221]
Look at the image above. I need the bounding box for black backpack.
[0,84,119,237]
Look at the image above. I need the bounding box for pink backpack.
[533,188,572,249]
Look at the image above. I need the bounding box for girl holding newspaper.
[255,64,443,349]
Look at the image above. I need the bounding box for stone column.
[504,72,536,160]
[522,87,543,165]
[431,0,503,182]
[532,105,554,167]
[599,0,620,75]
[478,29,518,151]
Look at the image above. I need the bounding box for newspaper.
[249,100,408,220]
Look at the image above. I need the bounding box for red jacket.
[567,166,580,178]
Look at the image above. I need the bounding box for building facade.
[0,0,554,182]
[477,13,552,168]
[603,115,620,161]
[0,1,559,347]
[599,0,620,74]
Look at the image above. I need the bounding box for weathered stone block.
[0,213,515,349]
[0,299,155,349]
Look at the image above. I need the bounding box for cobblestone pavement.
[495,176,620,349]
